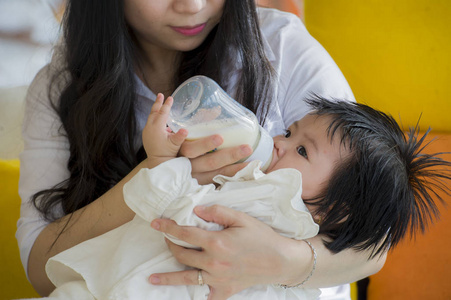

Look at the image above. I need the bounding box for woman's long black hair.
[33,0,274,220]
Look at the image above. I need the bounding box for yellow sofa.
[0,160,40,299]
[304,1,451,299]
[0,86,40,299]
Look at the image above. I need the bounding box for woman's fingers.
[151,219,209,247]
[190,145,252,173]
[179,135,223,158]
[149,266,234,300]
[148,245,237,300]
[193,205,246,227]
[179,136,252,184]
[164,238,205,269]
[149,206,289,298]
[177,124,254,184]
[149,268,202,286]
[193,162,249,185]
[179,134,252,163]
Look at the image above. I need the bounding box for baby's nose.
[274,139,286,156]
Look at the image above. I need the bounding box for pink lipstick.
[172,23,206,36]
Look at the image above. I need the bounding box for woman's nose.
[173,0,205,14]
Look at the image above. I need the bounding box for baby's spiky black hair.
[305,97,451,258]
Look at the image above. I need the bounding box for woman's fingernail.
[149,276,161,284]
[194,205,205,213]
[240,145,252,156]
[212,135,223,147]
[151,220,160,230]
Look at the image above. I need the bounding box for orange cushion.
[367,134,451,300]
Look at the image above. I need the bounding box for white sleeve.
[16,63,70,276]
[258,8,355,135]
[123,157,206,222]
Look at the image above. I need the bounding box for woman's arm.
[302,236,386,288]
[19,65,144,295]
[28,145,251,296]
[148,205,386,300]
[27,160,144,296]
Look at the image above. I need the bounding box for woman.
[17,0,385,298]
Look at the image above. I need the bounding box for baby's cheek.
[301,176,327,200]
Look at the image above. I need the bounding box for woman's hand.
[179,135,253,185]
[148,205,311,300]
[148,205,387,300]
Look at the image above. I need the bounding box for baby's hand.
[143,93,188,169]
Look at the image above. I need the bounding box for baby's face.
[266,114,349,200]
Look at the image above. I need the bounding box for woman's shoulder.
[26,44,69,108]
[257,7,307,37]
[256,7,321,64]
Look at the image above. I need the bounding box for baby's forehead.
[296,113,350,144]
[291,112,331,127]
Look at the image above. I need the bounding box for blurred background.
[0,0,63,88]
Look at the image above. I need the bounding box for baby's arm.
[142,93,188,169]
[126,94,219,235]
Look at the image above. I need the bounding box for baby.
[41,95,451,300]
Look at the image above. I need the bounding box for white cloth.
[44,158,320,299]
[17,8,354,299]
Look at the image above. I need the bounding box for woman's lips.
[171,23,207,36]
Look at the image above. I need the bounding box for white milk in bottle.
[169,76,273,171]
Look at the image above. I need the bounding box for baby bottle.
[168,75,273,171]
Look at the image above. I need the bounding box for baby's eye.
[297,146,308,158]
[284,130,291,138]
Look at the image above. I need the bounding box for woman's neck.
[136,44,181,97]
